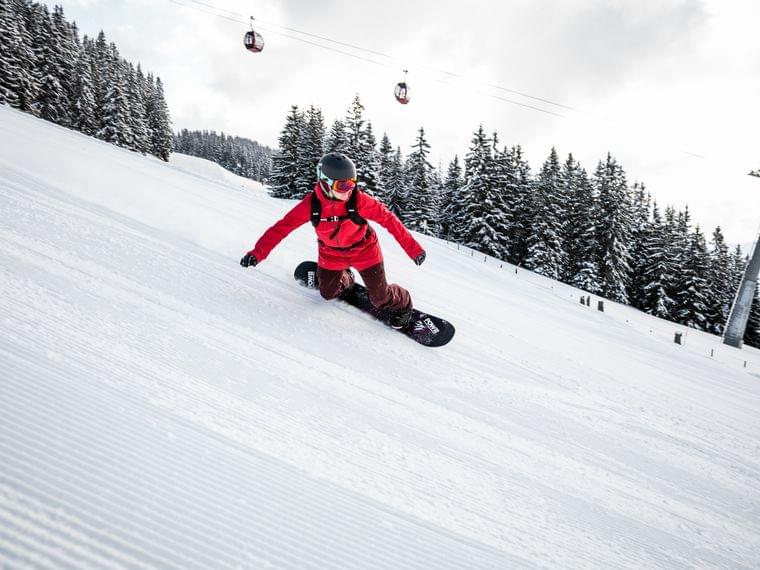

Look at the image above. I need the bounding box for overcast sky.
[63,0,760,245]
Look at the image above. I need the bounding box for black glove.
[240,252,258,267]
[413,252,426,266]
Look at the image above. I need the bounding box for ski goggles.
[320,176,357,194]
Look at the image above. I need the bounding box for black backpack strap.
[311,188,367,227]
[310,190,321,227]
[346,189,367,226]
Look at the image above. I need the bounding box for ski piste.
[294,261,455,347]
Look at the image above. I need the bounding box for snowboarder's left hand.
[240,252,258,267]
[413,252,426,266]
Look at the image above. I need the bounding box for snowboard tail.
[294,261,455,347]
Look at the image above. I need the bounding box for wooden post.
[674,332,682,345]
[597,301,604,312]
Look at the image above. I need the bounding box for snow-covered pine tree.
[457,126,508,258]
[438,155,464,241]
[358,121,379,196]
[505,145,533,266]
[0,0,22,106]
[295,105,325,196]
[524,147,567,280]
[127,63,149,154]
[627,182,652,307]
[341,95,378,194]
[344,94,364,157]
[563,154,600,292]
[594,153,634,303]
[92,31,110,126]
[374,132,395,204]
[673,225,710,330]
[97,45,133,149]
[488,138,515,261]
[269,105,304,198]
[145,76,172,161]
[705,226,732,334]
[71,36,97,135]
[638,202,675,318]
[404,127,437,234]
[385,147,407,218]
[32,4,70,125]
[5,0,39,112]
[51,5,77,124]
[324,119,348,154]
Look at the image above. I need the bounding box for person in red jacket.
[240,152,426,329]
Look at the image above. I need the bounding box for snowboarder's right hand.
[240,252,258,268]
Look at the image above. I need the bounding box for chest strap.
[310,188,367,228]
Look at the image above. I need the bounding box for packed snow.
[1,105,759,569]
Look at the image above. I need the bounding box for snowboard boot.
[388,306,413,330]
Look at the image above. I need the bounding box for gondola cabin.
[244,29,264,53]
[394,70,410,104]
[394,81,410,104]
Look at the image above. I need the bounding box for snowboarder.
[240,152,426,329]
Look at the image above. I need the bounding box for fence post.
[597,301,604,312]
[674,332,682,345]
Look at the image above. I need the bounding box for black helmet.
[316,152,356,182]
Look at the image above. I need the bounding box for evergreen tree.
[269,105,304,198]
[384,147,407,218]
[594,153,634,303]
[638,203,675,317]
[563,154,600,292]
[70,37,97,135]
[341,95,377,193]
[505,145,533,265]
[705,226,732,333]
[524,147,567,280]
[358,121,379,195]
[97,45,132,148]
[439,155,463,240]
[324,119,348,153]
[145,76,172,160]
[404,127,437,234]
[375,132,395,204]
[51,5,77,123]
[673,225,710,330]
[127,63,149,154]
[457,126,508,258]
[295,105,325,196]
[0,0,22,106]
[344,94,365,159]
[627,182,652,307]
[5,0,39,112]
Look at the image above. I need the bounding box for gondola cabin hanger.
[394,70,410,104]
[243,17,264,53]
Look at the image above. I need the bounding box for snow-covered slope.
[1,105,759,569]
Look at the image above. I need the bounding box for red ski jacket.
[249,185,424,271]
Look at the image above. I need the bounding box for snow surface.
[1,104,759,569]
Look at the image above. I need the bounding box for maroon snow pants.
[317,262,412,313]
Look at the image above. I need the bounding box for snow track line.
[0,357,518,568]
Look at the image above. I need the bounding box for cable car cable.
[169,0,573,115]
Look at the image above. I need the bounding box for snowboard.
[294,261,455,347]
